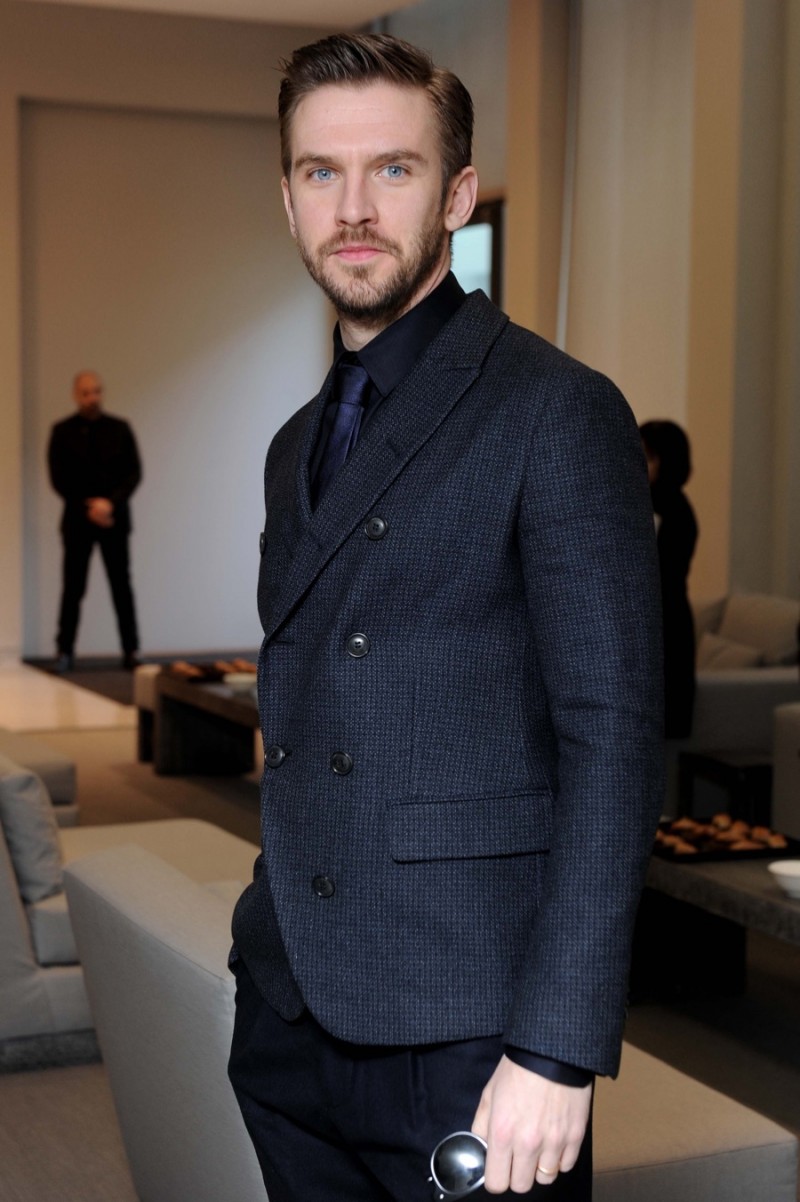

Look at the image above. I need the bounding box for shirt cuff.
[504,1046,594,1087]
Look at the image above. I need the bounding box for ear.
[443,166,479,233]
[281,177,297,239]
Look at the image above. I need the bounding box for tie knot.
[335,360,371,410]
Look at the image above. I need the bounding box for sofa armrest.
[63,844,264,1202]
[691,668,800,753]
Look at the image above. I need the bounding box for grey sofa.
[663,593,800,814]
[0,732,78,824]
[64,844,797,1202]
[65,845,265,1202]
[688,592,800,754]
[0,754,259,1043]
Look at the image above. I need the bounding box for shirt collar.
[332,272,467,398]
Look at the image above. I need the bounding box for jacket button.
[265,744,286,768]
[259,531,266,555]
[313,875,335,898]
[331,751,353,775]
[346,633,370,658]
[365,516,388,540]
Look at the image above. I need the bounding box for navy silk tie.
[313,360,371,505]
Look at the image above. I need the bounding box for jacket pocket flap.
[389,791,551,863]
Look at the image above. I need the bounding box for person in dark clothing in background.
[640,420,698,738]
[48,370,142,672]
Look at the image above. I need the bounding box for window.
[452,198,504,305]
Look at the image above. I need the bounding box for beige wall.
[21,102,328,656]
[3,0,514,658]
[384,0,508,196]
[565,0,694,424]
[773,0,800,600]
[683,0,744,598]
[505,0,569,341]
[502,0,800,602]
[3,0,799,660]
[0,1,333,657]
[729,0,785,593]
[685,0,795,599]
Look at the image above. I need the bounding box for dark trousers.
[228,960,592,1202]
[56,523,139,655]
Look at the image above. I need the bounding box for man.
[229,33,663,1202]
[48,370,141,671]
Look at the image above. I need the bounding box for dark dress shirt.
[310,272,592,1088]
[310,272,467,493]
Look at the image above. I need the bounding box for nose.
[335,175,378,227]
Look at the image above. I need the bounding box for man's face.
[282,82,476,332]
[74,373,103,419]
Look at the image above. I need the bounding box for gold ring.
[538,1165,559,1177]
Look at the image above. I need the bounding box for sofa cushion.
[719,593,800,665]
[26,891,77,964]
[133,663,162,710]
[59,818,258,884]
[0,733,76,805]
[692,596,727,641]
[204,879,247,906]
[0,763,64,902]
[697,632,764,671]
[594,1043,798,1202]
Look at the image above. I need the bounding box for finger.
[556,1131,584,1174]
[508,1150,543,1194]
[534,1160,561,1188]
[483,1141,513,1196]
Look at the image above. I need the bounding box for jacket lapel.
[263,292,509,644]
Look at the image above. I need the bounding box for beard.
[295,208,449,330]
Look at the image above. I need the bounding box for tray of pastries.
[653,813,799,861]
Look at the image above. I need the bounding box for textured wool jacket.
[231,291,664,1078]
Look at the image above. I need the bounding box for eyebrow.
[293,148,428,171]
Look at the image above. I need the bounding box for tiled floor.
[0,658,134,732]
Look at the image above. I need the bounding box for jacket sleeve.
[504,367,664,1078]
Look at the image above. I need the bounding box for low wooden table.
[631,853,799,1000]
[153,672,260,775]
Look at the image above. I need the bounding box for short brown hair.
[278,33,473,196]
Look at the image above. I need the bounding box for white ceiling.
[19,0,420,26]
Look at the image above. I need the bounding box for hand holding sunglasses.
[429,1130,563,1199]
[428,1131,487,1200]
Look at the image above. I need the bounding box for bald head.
[73,371,103,420]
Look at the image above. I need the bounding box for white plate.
[768,860,800,898]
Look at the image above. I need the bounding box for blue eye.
[382,164,406,179]
[311,167,334,182]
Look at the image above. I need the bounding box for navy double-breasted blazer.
[231,291,663,1078]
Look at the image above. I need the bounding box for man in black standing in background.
[48,370,141,671]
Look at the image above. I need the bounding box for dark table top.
[156,671,259,729]
[678,749,772,770]
[646,855,800,946]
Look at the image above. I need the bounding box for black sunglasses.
[428,1131,487,1200]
